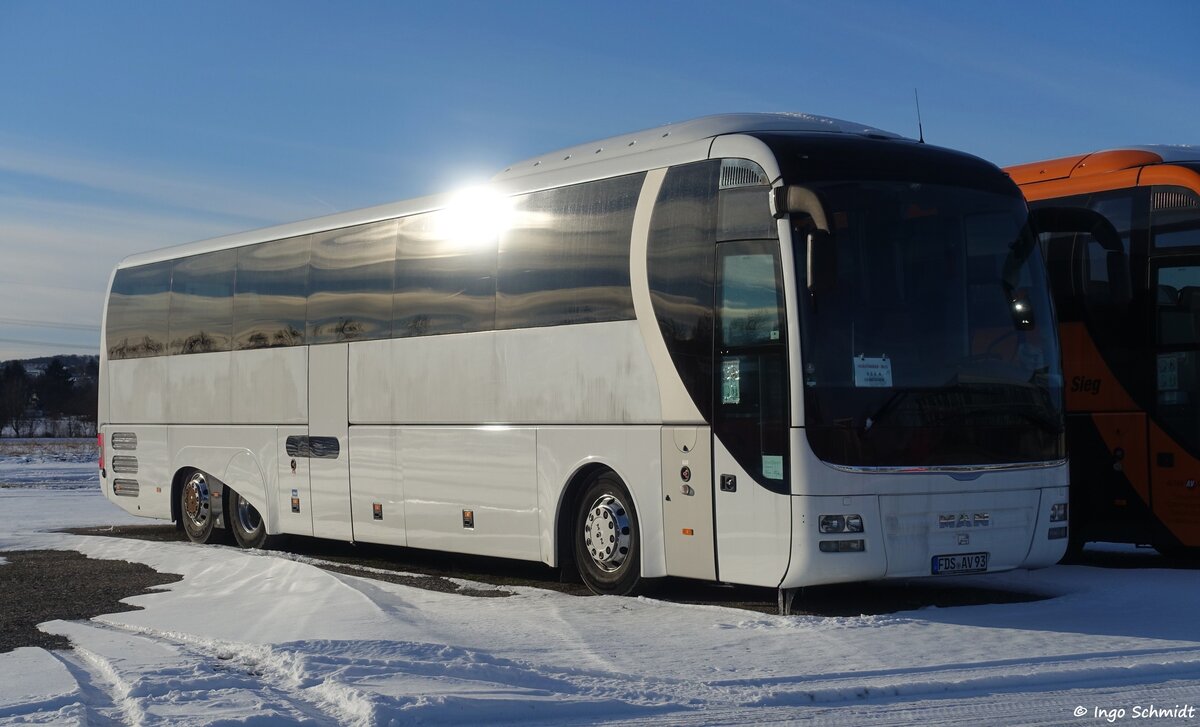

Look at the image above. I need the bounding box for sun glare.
[435,185,514,249]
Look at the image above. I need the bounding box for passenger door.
[1149,256,1200,545]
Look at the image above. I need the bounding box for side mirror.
[771,185,835,294]
[807,229,836,295]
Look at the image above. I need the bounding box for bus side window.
[234,235,310,350]
[1151,187,1200,249]
[307,220,397,344]
[393,211,496,338]
[497,174,642,330]
[168,249,236,355]
[107,261,172,359]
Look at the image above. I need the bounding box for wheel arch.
[554,462,617,572]
[169,466,195,525]
[170,446,272,533]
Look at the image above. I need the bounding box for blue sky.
[0,1,1196,360]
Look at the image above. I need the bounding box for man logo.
[938,513,991,528]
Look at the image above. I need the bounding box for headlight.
[819,515,845,533]
[819,514,864,533]
[1050,503,1068,523]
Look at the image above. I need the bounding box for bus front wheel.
[573,472,642,596]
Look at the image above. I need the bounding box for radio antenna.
[914,88,925,144]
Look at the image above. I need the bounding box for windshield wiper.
[861,389,910,433]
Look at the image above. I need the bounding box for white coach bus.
[99,113,1069,602]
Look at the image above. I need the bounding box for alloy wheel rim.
[583,493,631,572]
[182,473,211,530]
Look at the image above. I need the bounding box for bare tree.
[0,362,32,437]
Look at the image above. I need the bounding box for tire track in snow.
[60,644,147,726]
[49,649,129,727]
[82,619,698,724]
[46,620,346,725]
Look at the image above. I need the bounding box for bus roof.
[494,112,905,181]
[1007,145,1200,186]
[116,112,907,270]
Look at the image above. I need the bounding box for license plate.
[931,552,989,575]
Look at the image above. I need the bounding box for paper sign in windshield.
[1158,353,1181,391]
[853,355,892,388]
[762,455,783,480]
[721,358,741,404]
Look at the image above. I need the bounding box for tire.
[573,471,642,596]
[179,470,227,545]
[226,487,276,550]
[1058,535,1085,564]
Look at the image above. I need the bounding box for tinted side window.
[169,249,236,355]
[393,211,496,337]
[648,161,719,420]
[497,173,643,329]
[1152,186,1200,249]
[235,235,310,349]
[718,185,778,242]
[308,220,397,344]
[107,261,172,359]
[721,253,784,346]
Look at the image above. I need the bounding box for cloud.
[0,137,327,226]
[0,139,338,362]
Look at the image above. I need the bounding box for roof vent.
[720,159,769,190]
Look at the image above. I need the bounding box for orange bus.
[1008,147,1200,556]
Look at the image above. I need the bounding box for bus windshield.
[798,181,1064,467]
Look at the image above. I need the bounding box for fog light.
[1050,503,1068,522]
[1048,526,1068,540]
[819,539,865,553]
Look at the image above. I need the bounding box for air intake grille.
[1154,189,1200,211]
[720,159,769,190]
[111,455,138,474]
[113,479,139,497]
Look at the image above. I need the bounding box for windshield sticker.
[762,455,783,480]
[853,355,893,388]
[722,358,741,404]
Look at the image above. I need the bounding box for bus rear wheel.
[573,472,642,596]
[179,470,225,545]
[227,488,275,549]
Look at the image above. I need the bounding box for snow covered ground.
[1,441,1198,725]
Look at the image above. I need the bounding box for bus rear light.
[819,539,865,553]
[98,433,105,476]
[1050,503,1068,522]
[819,514,864,533]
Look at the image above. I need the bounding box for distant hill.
[6,355,99,381]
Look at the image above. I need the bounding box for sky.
[0,0,1196,361]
